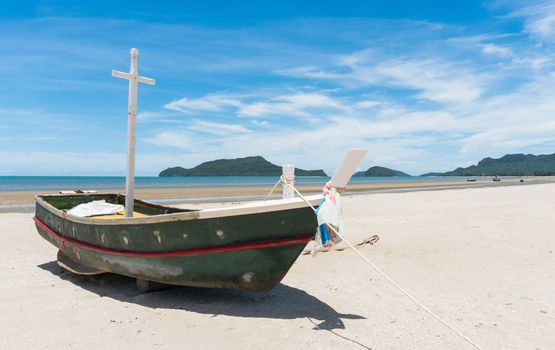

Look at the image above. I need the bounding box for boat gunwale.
[35,193,322,226]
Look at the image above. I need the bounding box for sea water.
[0,175,472,191]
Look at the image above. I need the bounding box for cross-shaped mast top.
[112,48,156,218]
[112,48,156,85]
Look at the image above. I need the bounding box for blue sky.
[2,0,555,176]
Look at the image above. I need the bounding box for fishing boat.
[33,49,367,292]
[34,193,322,291]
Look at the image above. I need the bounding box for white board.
[330,149,368,188]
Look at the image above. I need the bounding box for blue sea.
[0,175,472,191]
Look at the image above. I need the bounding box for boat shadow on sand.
[38,261,366,333]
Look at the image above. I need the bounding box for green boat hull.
[34,194,318,291]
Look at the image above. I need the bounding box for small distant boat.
[493,176,501,182]
[466,178,477,182]
[34,193,321,291]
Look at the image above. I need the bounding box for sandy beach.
[1,183,554,349]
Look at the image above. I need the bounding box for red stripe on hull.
[33,216,313,258]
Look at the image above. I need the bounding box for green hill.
[419,172,443,177]
[357,166,411,177]
[159,156,327,177]
[443,153,555,176]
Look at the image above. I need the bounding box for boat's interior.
[39,193,195,218]
[38,192,323,221]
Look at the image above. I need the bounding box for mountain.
[419,172,443,177]
[159,156,327,177]
[360,166,411,177]
[443,153,555,176]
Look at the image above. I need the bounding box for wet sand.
[1,183,554,349]
[0,177,551,206]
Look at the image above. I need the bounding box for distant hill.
[355,166,411,177]
[443,153,555,176]
[159,156,327,177]
[419,172,443,177]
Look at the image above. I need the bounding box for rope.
[284,182,484,350]
[264,175,285,201]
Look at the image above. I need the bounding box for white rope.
[285,182,484,350]
[264,175,285,201]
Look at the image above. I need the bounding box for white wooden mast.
[282,164,295,199]
[112,48,155,217]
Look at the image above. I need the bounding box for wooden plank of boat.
[59,190,98,194]
[57,250,106,275]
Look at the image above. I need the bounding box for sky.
[2,0,555,176]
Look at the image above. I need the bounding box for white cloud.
[275,65,344,80]
[250,119,269,126]
[355,100,381,109]
[446,33,518,44]
[455,72,555,153]
[238,92,346,117]
[373,59,487,103]
[480,43,513,57]
[508,1,555,41]
[280,52,489,104]
[149,131,194,149]
[163,91,349,119]
[137,111,182,121]
[447,34,514,59]
[529,14,555,38]
[187,120,252,135]
[164,94,242,113]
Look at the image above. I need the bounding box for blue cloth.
[316,199,332,245]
